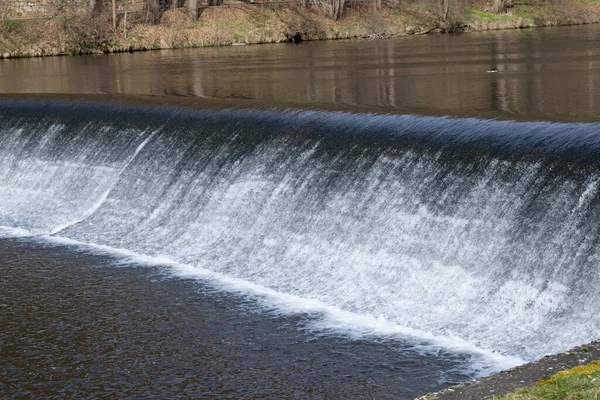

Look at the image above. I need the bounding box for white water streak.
[29,232,526,375]
[2,108,600,378]
[49,129,159,235]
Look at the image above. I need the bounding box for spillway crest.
[2,99,600,375]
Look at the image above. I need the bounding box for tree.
[329,0,344,20]
[491,0,508,13]
[188,0,198,21]
[441,0,449,22]
[91,0,105,16]
[147,0,161,22]
[112,0,116,28]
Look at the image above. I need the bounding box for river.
[1,25,600,399]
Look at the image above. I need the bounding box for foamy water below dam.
[1,98,599,398]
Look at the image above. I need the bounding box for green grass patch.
[464,8,512,22]
[510,0,552,20]
[493,360,600,399]
[2,16,67,29]
[2,19,27,27]
[512,5,543,18]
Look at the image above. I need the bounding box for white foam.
[0,225,35,238]
[49,129,160,235]
[26,233,524,375]
[3,108,600,382]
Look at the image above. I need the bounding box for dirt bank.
[1,0,600,59]
[416,341,600,400]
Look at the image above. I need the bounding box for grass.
[512,5,547,20]
[464,7,512,22]
[493,360,600,400]
[3,0,600,59]
[3,16,69,26]
[2,19,26,27]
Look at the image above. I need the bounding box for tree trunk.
[91,0,104,16]
[491,0,507,14]
[112,0,116,29]
[147,0,161,23]
[330,0,344,20]
[188,0,198,21]
[441,0,449,22]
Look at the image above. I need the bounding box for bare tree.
[188,0,198,21]
[112,0,116,28]
[329,0,344,20]
[92,0,105,16]
[491,0,507,13]
[147,0,161,22]
[441,0,449,22]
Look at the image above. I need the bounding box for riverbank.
[417,341,600,400]
[2,0,600,59]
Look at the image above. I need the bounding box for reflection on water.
[2,24,600,119]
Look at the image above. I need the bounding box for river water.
[2,23,600,120]
[1,24,600,399]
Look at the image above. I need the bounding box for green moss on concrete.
[494,360,600,399]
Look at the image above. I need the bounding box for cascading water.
[2,99,599,377]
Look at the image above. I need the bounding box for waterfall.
[2,99,600,375]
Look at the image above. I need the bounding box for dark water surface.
[2,24,600,120]
[0,238,469,399]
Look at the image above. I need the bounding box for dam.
[2,24,600,399]
[2,98,600,397]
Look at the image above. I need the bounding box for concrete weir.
[419,341,600,399]
[1,97,600,394]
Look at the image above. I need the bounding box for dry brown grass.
[2,0,600,58]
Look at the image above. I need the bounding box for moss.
[538,360,600,384]
[494,360,600,399]
[2,19,26,27]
